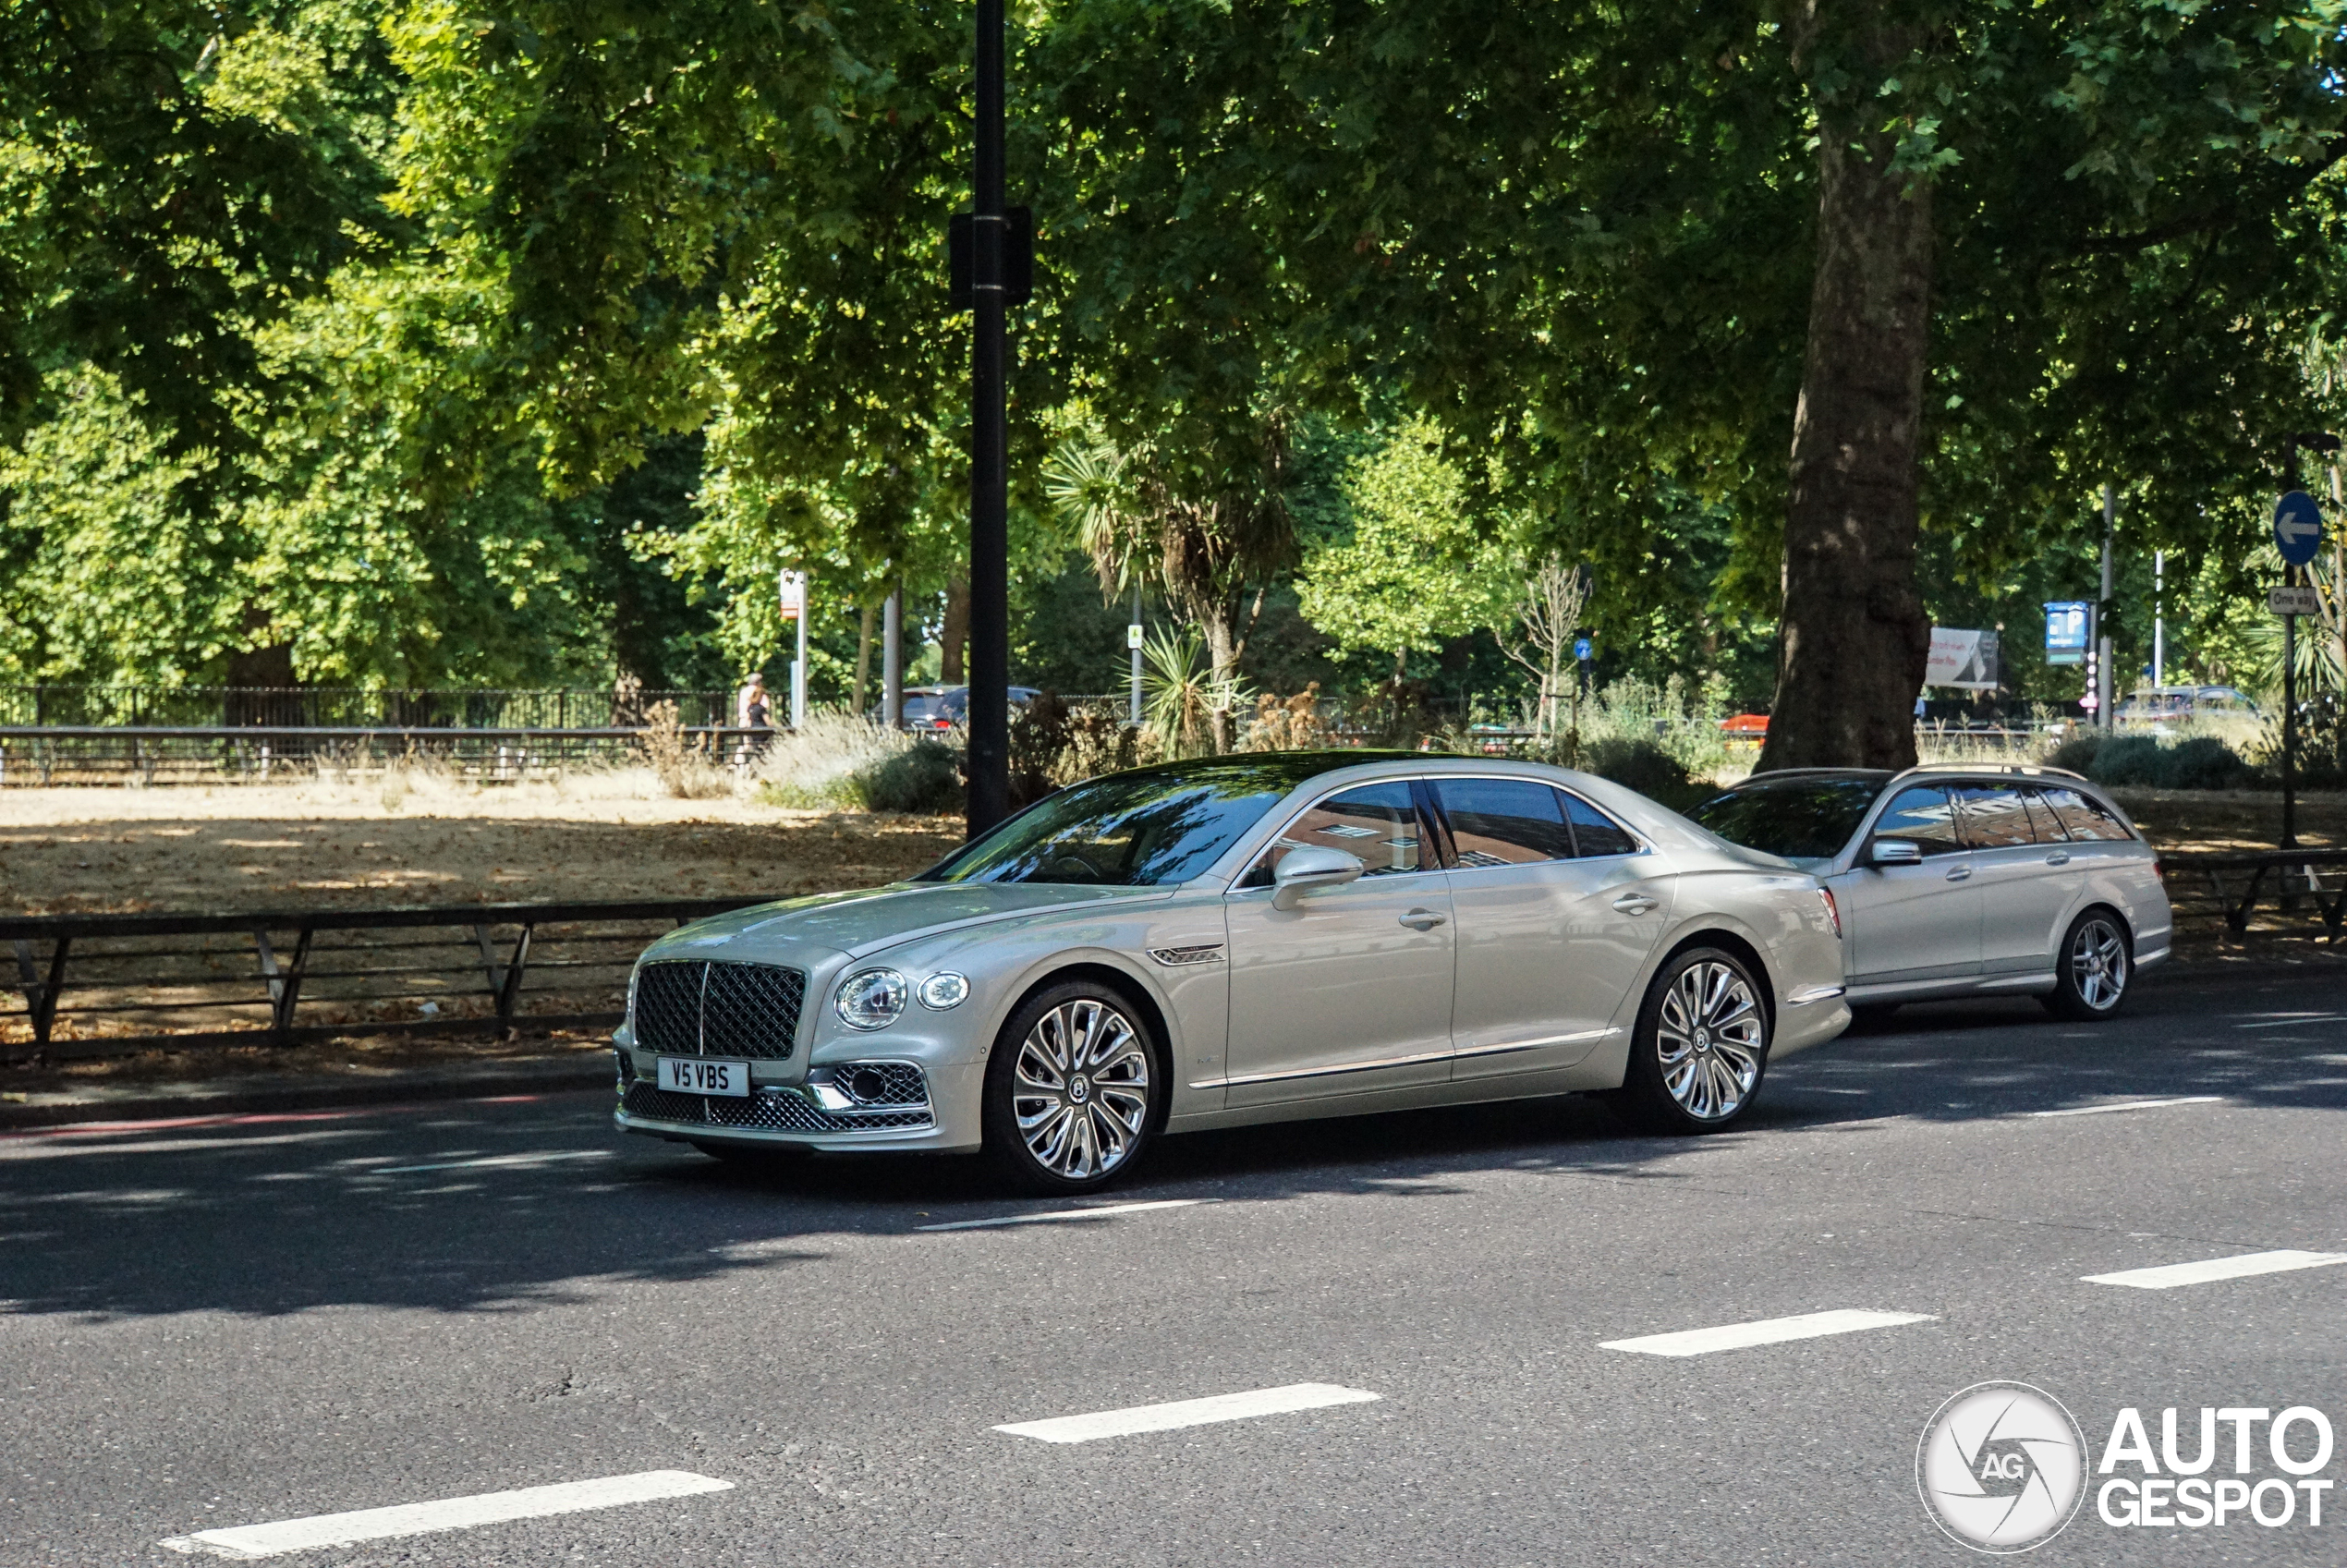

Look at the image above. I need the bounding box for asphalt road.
[5,974,2345,1566]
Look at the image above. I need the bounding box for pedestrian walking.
[736,672,771,766]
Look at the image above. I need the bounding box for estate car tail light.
[1818,887,1842,939]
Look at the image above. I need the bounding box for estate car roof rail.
[1892,762,2088,784]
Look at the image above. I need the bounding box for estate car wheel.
[2043,908,2132,1020]
[983,980,1161,1195]
[1612,946,1769,1134]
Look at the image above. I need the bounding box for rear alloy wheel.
[983,981,1160,1194]
[2044,910,2131,1019]
[1613,947,1769,1134]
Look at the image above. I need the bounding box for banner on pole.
[1925,627,2000,689]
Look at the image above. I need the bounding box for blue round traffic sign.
[2275,491,2324,565]
[1574,638,1593,662]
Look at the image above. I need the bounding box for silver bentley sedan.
[612,753,1851,1192]
[1685,763,2171,1021]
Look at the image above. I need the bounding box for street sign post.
[2275,491,2324,565]
[2043,602,2089,666]
[777,569,809,730]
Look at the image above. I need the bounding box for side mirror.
[1271,845,1365,910]
[1865,837,1923,869]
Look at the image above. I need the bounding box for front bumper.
[611,1051,985,1154]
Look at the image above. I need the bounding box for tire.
[983,979,1161,1195]
[1611,946,1770,1134]
[2042,908,2132,1020]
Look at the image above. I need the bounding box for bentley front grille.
[630,959,806,1060]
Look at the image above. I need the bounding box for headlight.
[834,968,908,1031]
[918,972,970,1010]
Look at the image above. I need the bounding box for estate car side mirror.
[1271,845,1366,910]
[1865,838,1923,869]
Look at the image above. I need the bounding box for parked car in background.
[884,685,1042,729]
[1686,764,2170,1020]
[612,753,1850,1192]
[2116,686,2260,723]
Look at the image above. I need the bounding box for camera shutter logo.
[1916,1382,2086,1552]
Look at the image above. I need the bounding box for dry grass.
[0,772,962,917]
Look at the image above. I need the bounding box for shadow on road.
[4,974,2341,1322]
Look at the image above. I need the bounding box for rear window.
[2040,787,2134,843]
[1687,777,1883,860]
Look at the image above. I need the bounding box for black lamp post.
[963,0,1012,837]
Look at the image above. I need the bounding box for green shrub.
[2082,735,2164,786]
[754,711,912,808]
[2075,733,2252,791]
[1580,735,1708,811]
[854,739,963,813]
[2042,732,2103,775]
[2159,735,2254,791]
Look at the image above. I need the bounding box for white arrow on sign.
[2280,514,2322,545]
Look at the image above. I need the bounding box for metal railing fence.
[2157,849,2347,940]
[1,896,770,1063]
[0,726,775,785]
[0,686,732,729]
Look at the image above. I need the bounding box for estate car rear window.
[1954,784,2036,848]
[2039,787,2134,843]
[1686,777,1883,859]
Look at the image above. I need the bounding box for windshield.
[917,761,1322,887]
[1687,777,1885,861]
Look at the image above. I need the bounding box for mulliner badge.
[1917,1382,2087,1552]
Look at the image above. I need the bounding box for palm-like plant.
[1043,430,1296,753]
[1134,626,1248,758]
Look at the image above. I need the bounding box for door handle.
[1611,893,1659,915]
[1944,865,1973,882]
[1397,908,1447,930]
[2045,851,2072,866]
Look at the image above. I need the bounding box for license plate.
[657,1056,750,1098]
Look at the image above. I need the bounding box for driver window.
[1244,782,1424,885]
[1872,784,1961,856]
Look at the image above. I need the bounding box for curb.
[0,1053,613,1131]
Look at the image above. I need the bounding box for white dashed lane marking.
[1600,1308,1937,1358]
[995,1383,1380,1442]
[2083,1249,2347,1290]
[371,1150,616,1174]
[158,1470,732,1558]
[917,1198,1211,1232]
[2027,1096,2223,1118]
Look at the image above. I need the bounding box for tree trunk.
[941,574,970,684]
[1758,17,1935,773]
[1200,604,1239,754]
[853,602,874,714]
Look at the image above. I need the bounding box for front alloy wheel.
[2045,910,2131,1019]
[984,982,1159,1193]
[1614,947,1769,1133]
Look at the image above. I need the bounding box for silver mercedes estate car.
[613,752,1851,1192]
[1687,764,2171,1021]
